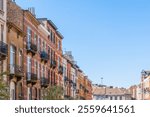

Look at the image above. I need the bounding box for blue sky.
[16,0,150,88]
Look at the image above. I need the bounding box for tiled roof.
[93,85,131,96]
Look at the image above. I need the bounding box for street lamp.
[101,77,103,85]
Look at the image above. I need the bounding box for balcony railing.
[40,51,49,62]
[50,60,56,69]
[26,72,37,84]
[73,83,76,88]
[41,77,49,88]
[26,42,37,55]
[9,64,24,77]
[0,41,8,60]
[58,65,63,74]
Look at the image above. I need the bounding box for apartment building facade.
[63,51,93,100]
[63,51,79,100]
[7,0,24,100]
[136,84,142,100]
[84,76,92,100]
[23,9,41,100]
[141,70,150,100]
[1,0,92,100]
[77,69,85,99]
[128,85,137,100]
[63,54,74,99]
[0,0,8,81]
[93,84,132,100]
[23,12,64,99]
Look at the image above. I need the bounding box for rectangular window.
[37,62,40,79]
[19,50,22,66]
[12,89,15,100]
[41,65,44,77]
[0,0,3,11]
[34,60,37,74]
[1,25,4,42]
[43,65,46,78]
[27,57,31,81]
[50,31,53,42]
[27,57,31,73]
[42,41,44,51]
[58,40,61,50]
[45,42,47,51]
[58,57,60,68]
[51,49,53,62]
[37,37,40,52]
[27,27,31,43]
[34,33,37,45]
[10,45,16,74]
[28,87,32,100]
[38,89,41,100]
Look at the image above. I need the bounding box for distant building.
[93,84,131,100]
[128,85,137,100]
[63,51,92,100]
[141,70,150,100]
[136,84,142,100]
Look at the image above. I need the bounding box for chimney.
[28,7,36,17]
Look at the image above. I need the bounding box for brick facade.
[7,0,24,100]
[2,0,92,100]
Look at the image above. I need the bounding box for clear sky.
[15,0,150,88]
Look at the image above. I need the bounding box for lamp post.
[101,77,103,85]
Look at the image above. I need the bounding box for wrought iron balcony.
[73,83,76,88]
[58,65,63,74]
[26,42,37,55]
[26,72,37,84]
[41,77,49,88]
[0,41,8,61]
[40,51,49,62]
[9,64,24,77]
[50,60,56,69]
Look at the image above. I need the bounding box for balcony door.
[0,24,4,42]
[0,0,3,11]
[27,57,31,80]
[10,81,16,100]
[27,27,31,49]
[10,45,16,74]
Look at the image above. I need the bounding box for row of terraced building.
[0,0,92,100]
